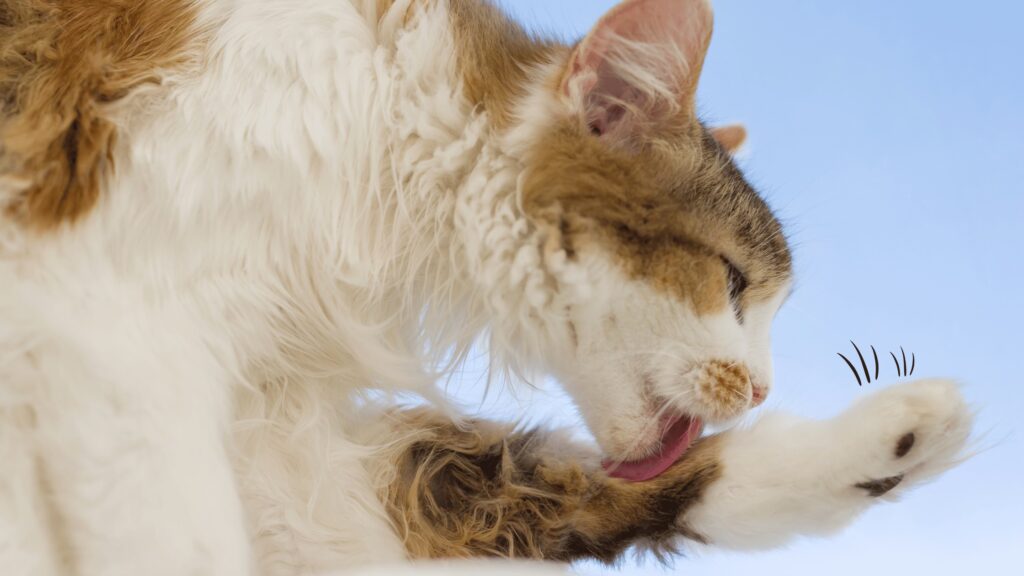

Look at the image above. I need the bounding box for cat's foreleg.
[378,379,972,563]
[683,378,974,549]
[377,406,724,563]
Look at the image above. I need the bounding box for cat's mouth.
[601,414,704,482]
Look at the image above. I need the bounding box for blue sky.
[450,1,1023,574]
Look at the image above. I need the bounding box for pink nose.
[751,385,768,407]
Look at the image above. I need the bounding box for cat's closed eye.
[723,257,748,322]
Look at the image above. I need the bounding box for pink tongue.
[602,416,703,482]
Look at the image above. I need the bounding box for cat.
[0,0,973,574]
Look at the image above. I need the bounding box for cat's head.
[510,0,792,479]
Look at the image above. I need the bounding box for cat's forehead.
[681,127,793,292]
[522,118,792,311]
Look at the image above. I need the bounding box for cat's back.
[0,0,409,234]
[0,0,471,373]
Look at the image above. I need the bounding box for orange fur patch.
[446,0,563,128]
[0,0,200,229]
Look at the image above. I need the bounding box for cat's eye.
[723,257,748,322]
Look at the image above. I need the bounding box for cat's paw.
[681,378,974,550]
[840,379,973,498]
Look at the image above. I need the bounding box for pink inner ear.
[564,0,714,137]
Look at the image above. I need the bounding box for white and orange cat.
[0,0,973,575]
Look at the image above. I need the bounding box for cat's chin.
[601,415,705,482]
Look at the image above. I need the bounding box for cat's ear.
[710,124,747,154]
[560,0,713,142]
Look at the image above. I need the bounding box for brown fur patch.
[383,409,722,563]
[0,0,200,228]
[446,0,563,128]
[374,0,556,125]
[523,119,791,313]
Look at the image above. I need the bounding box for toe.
[895,433,915,458]
[856,475,904,497]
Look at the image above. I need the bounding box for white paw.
[683,379,974,550]
[838,378,973,498]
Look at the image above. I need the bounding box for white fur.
[549,257,782,460]
[685,379,974,549]
[0,1,575,572]
[0,1,974,575]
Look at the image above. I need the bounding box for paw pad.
[856,475,904,497]
[895,432,915,458]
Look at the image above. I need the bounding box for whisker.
[851,341,872,384]
[901,346,908,377]
[838,353,863,386]
[871,345,880,380]
[910,352,916,376]
[891,351,901,376]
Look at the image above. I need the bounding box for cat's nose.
[751,385,768,407]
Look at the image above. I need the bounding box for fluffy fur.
[0,0,201,227]
[370,380,971,561]
[0,1,974,575]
